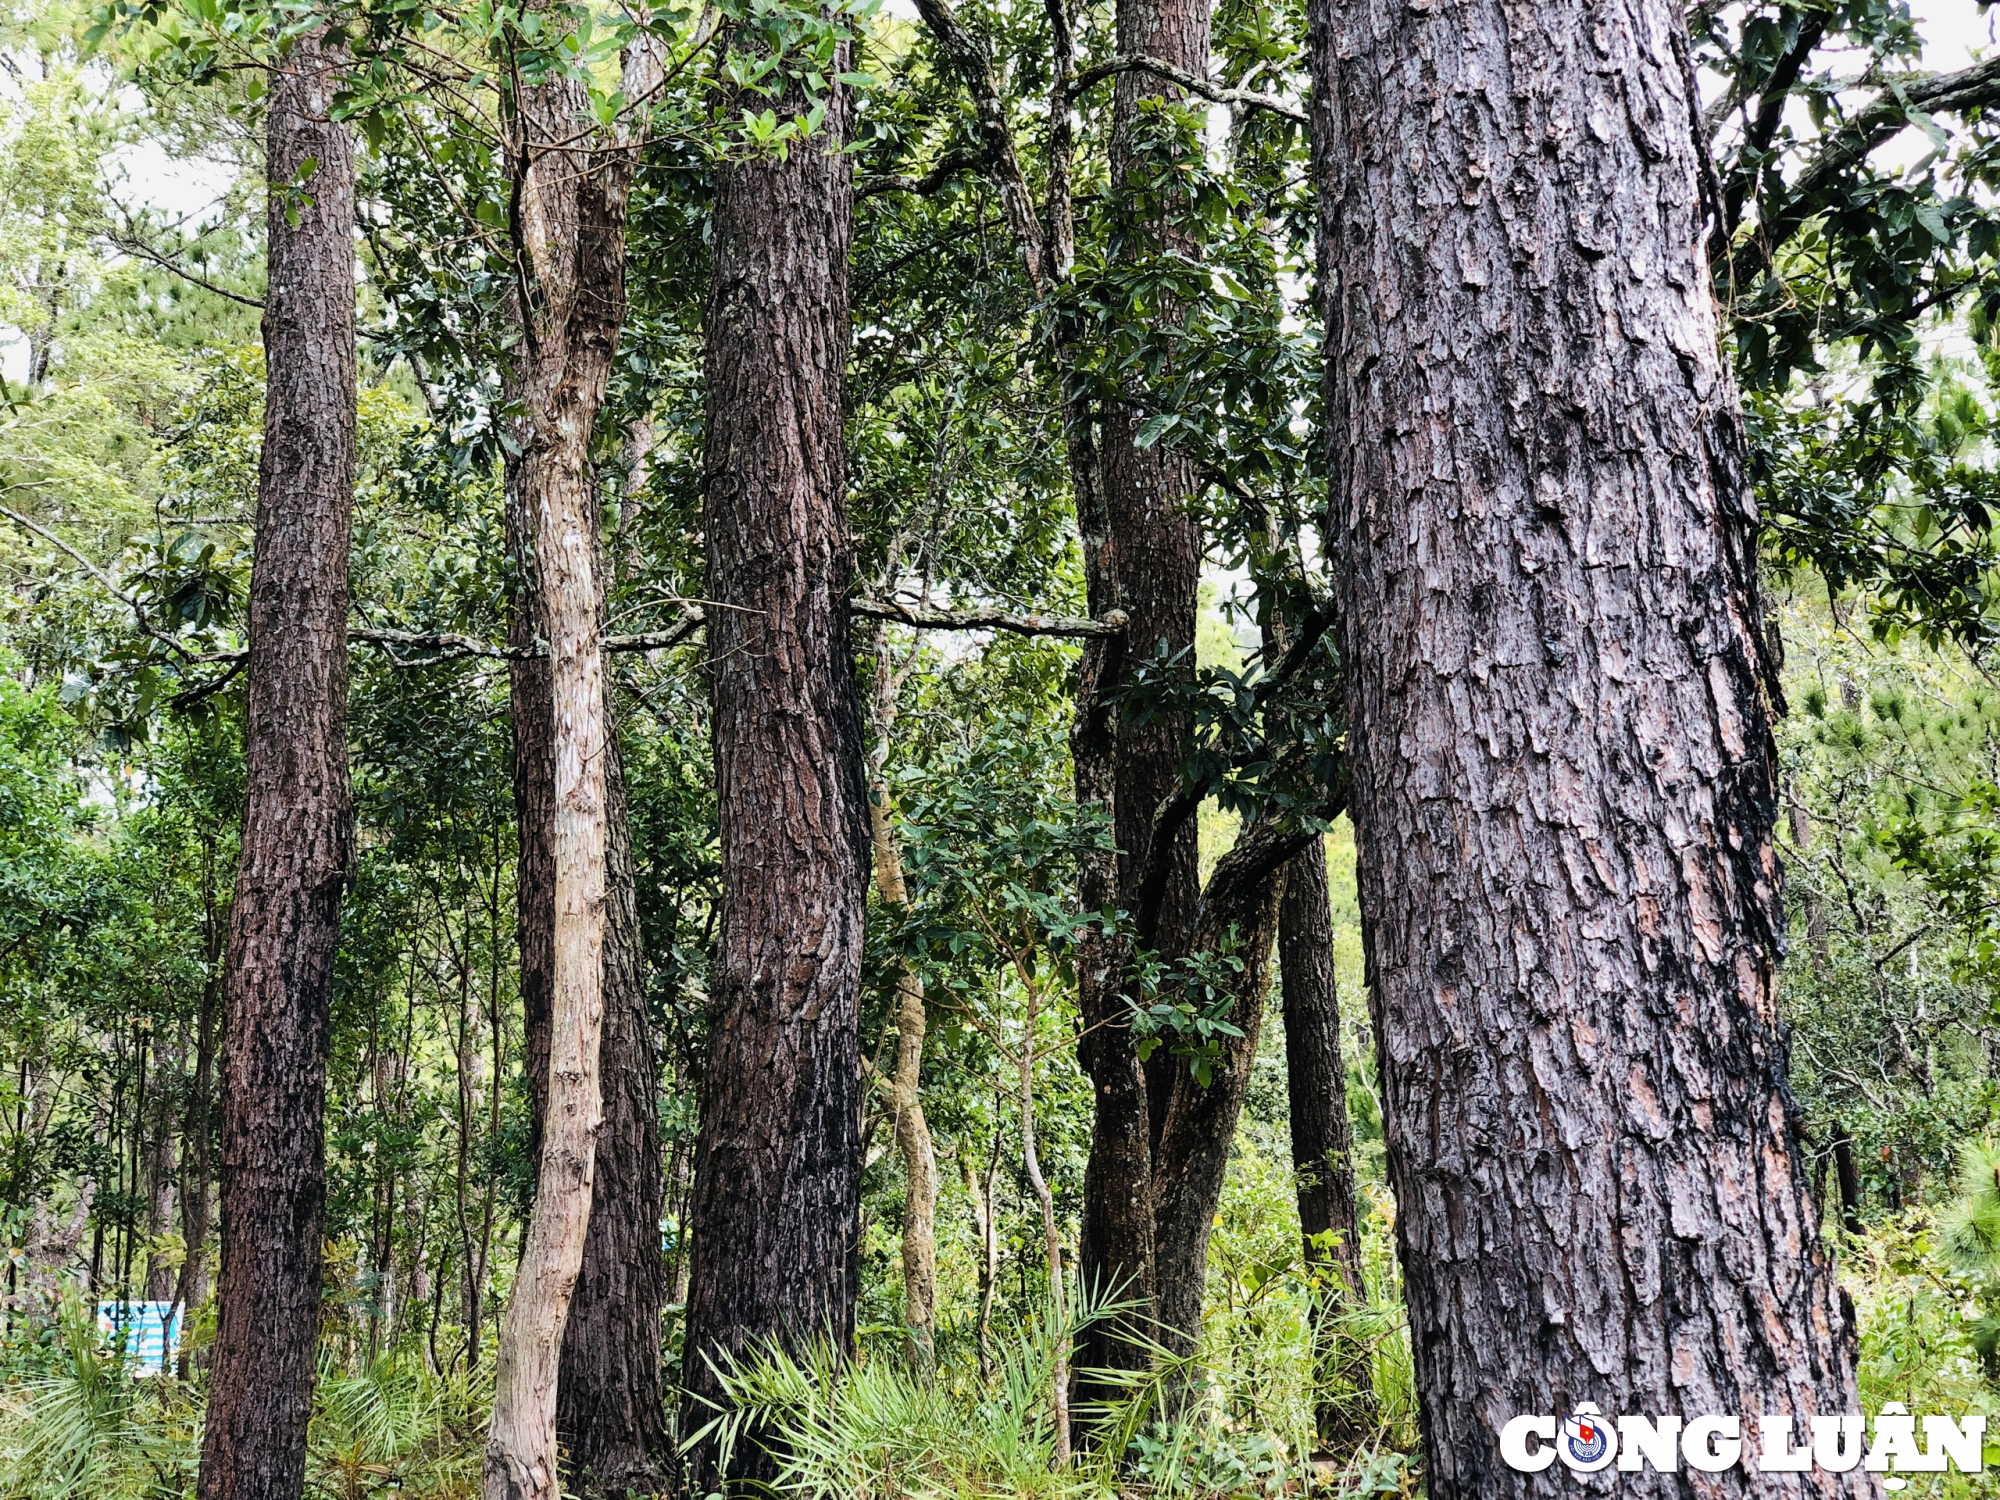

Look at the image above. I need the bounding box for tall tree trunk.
[1072,0,1208,1397]
[482,31,655,1500]
[1149,820,1299,1363]
[508,452,671,1500]
[1278,839,1374,1451]
[678,65,867,1491]
[553,683,670,1493]
[197,30,356,1500]
[1309,0,1872,1494]
[508,461,557,1175]
[864,632,938,1376]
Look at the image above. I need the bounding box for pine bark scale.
[1308,0,1873,1493]
[197,30,356,1500]
[678,77,868,1490]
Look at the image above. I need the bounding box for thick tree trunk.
[483,34,654,1500]
[1278,839,1374,1451]
[1073,0,1208,1397]
[196,31,355,1500]
[1150,820,1300,1362]
[1310,0,1873,1495]
[677,65,867,1493]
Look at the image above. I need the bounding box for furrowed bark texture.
[1278,840,1374,1450]
[1309,0,1872,1495]
[484,33,653,1499]
[1149,819,1301,1361]
[197,31,355,1500]
[679,71,867,1492]
[1074,0,1208,1395]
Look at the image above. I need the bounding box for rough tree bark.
[196,29,355,1500]
[1278,839,1374,1450]
[677,60,867,1492]
[1073,0,1208,1397]
[1309,0,1875,1494]
[482,32,657,1500]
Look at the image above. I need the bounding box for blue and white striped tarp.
[96,1300,181,1376]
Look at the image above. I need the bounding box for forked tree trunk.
[483,33,656,1500]
[677,60,867,1493]
[1150,820,1300,1363]
[1309,0,1873,1494]
[1278,840,1373,1451]
[197,29,355,1500]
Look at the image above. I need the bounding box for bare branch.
[854,596,1125,638]
[1067,54,1306,124]
[109,233,266,310]
[0,503,232,665]
[606,614,706,653]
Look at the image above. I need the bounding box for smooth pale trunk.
[484,35,656,1496]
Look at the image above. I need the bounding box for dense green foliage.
[10,0,2000,1494]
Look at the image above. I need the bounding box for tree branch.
[109,234,266,310]
[0,503,236,665]
[1067,55,1306,124]
[853,596,1124,638]
[1734,54,2000,279]
[1131,604,1337,940]
[858,146,988,200]
[912,0,1051,291]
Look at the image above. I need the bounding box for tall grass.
[687,1269,1418,1500]
[0,1290,488,1500]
